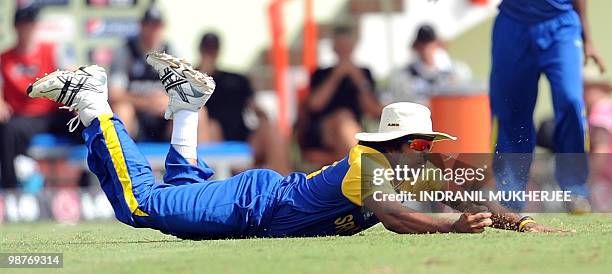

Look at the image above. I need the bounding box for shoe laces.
[59,104,81,132]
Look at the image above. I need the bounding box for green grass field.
[2,214,611,274]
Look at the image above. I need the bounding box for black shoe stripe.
[56,76,72,104]
[160,68,174,83]
[78,67,92,76]
[178,91,188,103]
[65,77,86,106]
[64,78,79,106]
[177,84,190,103]
[164,79,189,92]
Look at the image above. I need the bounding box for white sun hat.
[355,102,457,142]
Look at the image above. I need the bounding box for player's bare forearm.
[364,197,494,234]
[365,198,453,233]
[385,212,454,234]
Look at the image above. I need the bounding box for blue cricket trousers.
[83,114,284,239]
[489,10,589,209]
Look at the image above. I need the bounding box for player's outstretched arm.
[427,154,574,233]
[363,197,492,234]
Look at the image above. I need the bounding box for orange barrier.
[268,0,319,137]
[303,0,317,75]
[299,0,318,103]
[430,94,491,153]
[268,0,290,137]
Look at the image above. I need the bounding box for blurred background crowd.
[0,0,611,220]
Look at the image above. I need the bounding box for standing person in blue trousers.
[490,0,606,211]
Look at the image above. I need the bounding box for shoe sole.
[147,52,214,94]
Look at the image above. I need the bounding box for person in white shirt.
[386,25,471,106]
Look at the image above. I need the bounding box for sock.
[171,110,199,160]
[80,102,113,127]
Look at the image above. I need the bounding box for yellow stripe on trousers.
[582,108,590,153]
[98,113,148,217]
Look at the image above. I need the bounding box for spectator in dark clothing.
[304,26,381,161]
[197,32,290,174]
[197,33,253,142]
[109,3,174,141]
[0,4,77,189]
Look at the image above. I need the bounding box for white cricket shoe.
[146,52,216,120]
[27,65,111,130]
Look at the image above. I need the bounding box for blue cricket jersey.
[264,145,382,237]
[499,0,575,23]
[86,114,385,239]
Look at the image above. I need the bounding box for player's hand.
[452,212,493,233]
[584,40,606,73]
[0,99,12,122]
[522,222,575,233]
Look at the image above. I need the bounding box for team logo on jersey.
[334,214,362,235]
[11,64,39,78]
